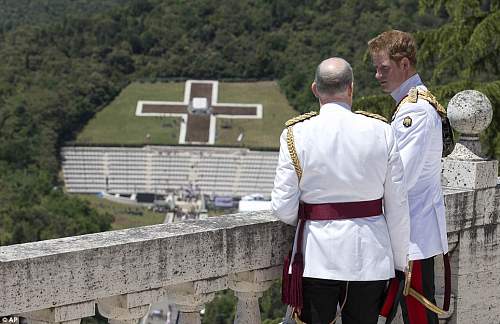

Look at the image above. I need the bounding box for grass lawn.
[78,194,165,230]
[76,81,297,149]
[215,81,297,148]
[77,82,184,145]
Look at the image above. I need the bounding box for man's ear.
[400,57,410,71]
[311,82,319,98]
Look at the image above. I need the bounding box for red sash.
[282,198,383,310]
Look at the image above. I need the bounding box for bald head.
[314,57,353,97]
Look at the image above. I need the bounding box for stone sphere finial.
[447,90,492,135]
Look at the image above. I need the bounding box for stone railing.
[0,212,294,324]
[1,90,499,324]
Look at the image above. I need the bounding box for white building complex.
[61,145,279,197]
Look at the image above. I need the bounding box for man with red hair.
[368,30,451,324]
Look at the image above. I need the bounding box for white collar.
[391,74,423,104]
[320,102,351,113]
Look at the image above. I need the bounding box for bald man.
[272,58,410,324]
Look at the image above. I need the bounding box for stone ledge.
[0,211,294,315]
[443,186,500,233]
[1,188,498,317]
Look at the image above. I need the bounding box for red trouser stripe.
[406,260,428,324]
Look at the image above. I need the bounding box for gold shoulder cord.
[284,111,318,180]
[286,126,302,181]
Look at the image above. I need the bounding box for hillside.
[76,81,296,149]
[0,0,498,247]
[0,0,129,31]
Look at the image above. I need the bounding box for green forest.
[0,0,498,321]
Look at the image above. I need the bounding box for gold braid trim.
[403,260,448,316]
[286,126,302,180]
[408,288,448,315]
[284,111,318,180]
[354,110,388,123]
[392,87,417,120]
[285,111,318,127]
[392,87,446,120]
[418,89,447,117]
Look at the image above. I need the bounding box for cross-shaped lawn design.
[136,80,263,144]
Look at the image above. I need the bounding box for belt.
[296,198,384,255]
[300,199,384,221]
[282,198,383,311]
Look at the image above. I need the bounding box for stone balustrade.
[1,90,499,324]
[0,212,294,324]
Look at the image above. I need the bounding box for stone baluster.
[97,289,162,324]
[229,266,280,324]
[172,293,213,324]
[166,277,227,324]
[20,301,95,324]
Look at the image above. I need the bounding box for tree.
[418,0,499,84]
[416,0,500,157]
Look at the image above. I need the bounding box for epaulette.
[285,111,318,127]
[354,110,388,123]
[393,87,417,118]
[392,87,455,157]
[418,89,446,117]
[392,87,446,120]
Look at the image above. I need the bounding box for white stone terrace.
[1,90,499,324]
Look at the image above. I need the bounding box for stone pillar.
[173,294,213,324]
[442,90,497,189]
[97,290,161,324]
[229,267,280,324]
[21,301,95,324]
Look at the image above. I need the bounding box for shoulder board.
[285,111,318,127]
[392,87,446,120]
[354,110,388,123]
[392,87,418,120]
[417,89,447,117]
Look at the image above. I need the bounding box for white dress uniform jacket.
[272,102,410,281]
[391,74,449,261]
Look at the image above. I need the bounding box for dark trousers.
[299,277,387,324]
[399,257,439,324]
